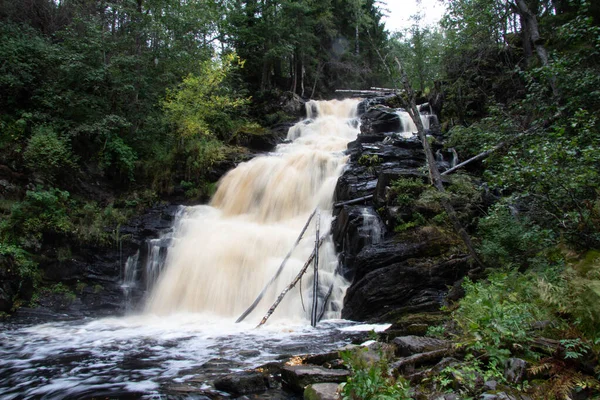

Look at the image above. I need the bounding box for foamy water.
[0,99,367,398]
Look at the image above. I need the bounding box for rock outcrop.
[333,96,475,323]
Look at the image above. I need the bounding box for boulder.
[504,358,528,384]
[281,365,350,393]
[213,371,268,395]
[331,205,385,278]
[360,107,401,134]
[393,336,451,357]
[304,383,341,400]
[342,252,470,322]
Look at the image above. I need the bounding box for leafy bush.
[1,188,73,251]
[341,348,413,400]
[391,177,427,206]
[536,251,600,340]
[0,243,38,281]
[163,53,250,140]
[23,125,75,180]
[477,204,554,268]
[453,270,553,360]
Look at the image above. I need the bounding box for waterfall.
[396,109,438,137]
[144,99,360,323]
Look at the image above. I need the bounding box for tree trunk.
[395,57,484,268]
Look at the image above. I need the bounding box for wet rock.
[230,124,288,152]
[213,371,268,395]
[484,380,498,391]
[332,205,385,278]
[342,251,470,322]
[393,336,451,357]
[279,91,306,117]
[281,365,350,393]
[504,358,528,384]
[360,107,401,134]
[304,383,341,400]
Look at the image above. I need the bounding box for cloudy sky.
[381,0,446,32]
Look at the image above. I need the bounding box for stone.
[483,380,498,391]
[342,252,470,322]
[304,383,341,400]
[360,107,402,134]
[331,205,385,278]
[213,371,268,395]
[392,336,451,357]
[504,358,528,384]
[281,365,350,393]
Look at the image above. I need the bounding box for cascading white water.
[144,99,361,323]
[396,109,435,137]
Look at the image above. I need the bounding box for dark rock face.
[213,371,268,395]
[281,365,350,393]
[392,335,451,357]
[333,102,473,323]
[360,107,401,134]
[342,252,470,322]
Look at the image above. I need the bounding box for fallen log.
[391,348,455,372]
[333,195,373,208]
[311,211,321,327]
[236,208,317,323]
[257,231,329,328]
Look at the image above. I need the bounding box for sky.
[381,0,447,33]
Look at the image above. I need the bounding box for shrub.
[23,125,75,180]
[341,348,413,400]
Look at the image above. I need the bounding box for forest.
[1,0,600,398]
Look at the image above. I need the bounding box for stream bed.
[0,315,380,399]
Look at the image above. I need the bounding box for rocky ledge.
[333,97,476,324]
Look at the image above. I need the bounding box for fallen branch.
[311,211,321,327]
[441,112,562,176]
[391,348,455,372]
[236,208,317,323]
[257,231,329,328]
[333,195,373,208]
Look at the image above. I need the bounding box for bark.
[257,231,329,328]
[310,211,320,327]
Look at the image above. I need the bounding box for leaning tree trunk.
[511,0,558,96]
[395,58,484,268]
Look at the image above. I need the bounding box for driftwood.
[441,142,508,176]
[236,208,317,323]
[391,348,455,372]
[257,231,330,328]
[333,195,373,208]
[311,211,321,327]
[441,110,563,176]
[395,57,483,268]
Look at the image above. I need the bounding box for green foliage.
[453,270,553,360]
[0,243,38,281]
[391,177,427,206]
[1,188,73,251]
[23,125,75,180]
[477,204,555,268]
[341,348,413,400]
[163,53,250,140]
[536,252,600,340]
[436,354,506,397]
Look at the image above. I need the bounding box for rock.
[279,91,306,116]
[331,205,385,278]
[304,383,341,400]
[281,365,350,393]
[504,358,528,384]
[213,371,268,395]
[360,107,401,134]
[342,240,470,322]
[392,336,451,357]
[483,380,498,391]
